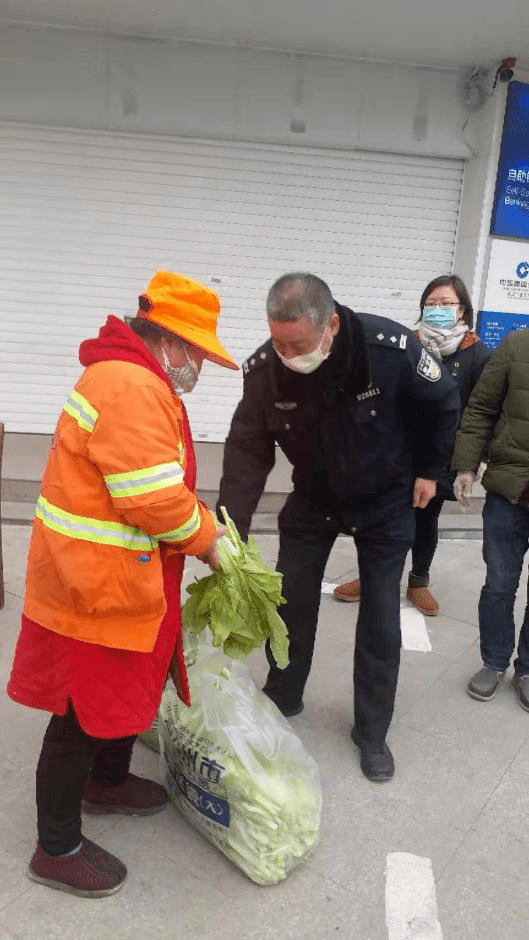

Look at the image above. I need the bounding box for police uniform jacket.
[219,304,460,540]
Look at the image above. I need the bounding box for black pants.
[410,496,445,584]
[264,499,415,744]
[36,704,135,855]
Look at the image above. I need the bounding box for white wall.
[452,87,508,308]
[0,25,478,158]
[2,432,294,497]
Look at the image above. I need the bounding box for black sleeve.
[402,333,461,480]
[472,342,493,388]
[217,374,276,541]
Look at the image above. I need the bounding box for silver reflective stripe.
[63,390,99,433]
[36,496,155,552]
[156,503,201,543]
[105,462,184,498]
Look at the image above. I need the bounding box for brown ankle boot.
[333,579,361,602]
[406,585,439,616]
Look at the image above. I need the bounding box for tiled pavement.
[1,523,529,939]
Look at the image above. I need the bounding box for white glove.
[454,471,477,508]
[476,461,487,484]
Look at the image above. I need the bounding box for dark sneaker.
[467,667,506,701]
[514,675,529,712]
[28,838,127,897]
[351,727,395,782]
[262,687,304,717]
[82,772,168,816]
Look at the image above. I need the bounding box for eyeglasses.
[423,301,461,309]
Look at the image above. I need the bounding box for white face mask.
[162,344,199,394]
[274,329,332,374]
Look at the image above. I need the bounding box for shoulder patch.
[417,348,441,382]
[242,349,269,375]
[366,328,408,350]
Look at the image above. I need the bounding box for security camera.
[493,58,516,89]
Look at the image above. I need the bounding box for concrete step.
[1,500,36,525]
[2,479,40,502]
[1,499,484,539]
[1,482,287,515]
[250,511,484,539]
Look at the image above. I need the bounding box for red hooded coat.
[7,316,215,737]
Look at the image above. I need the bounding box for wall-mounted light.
[290,118,306,133]
[122,89,138,117]
[412,115,428,142]
[290,61,307,134]
[412,83,429,141]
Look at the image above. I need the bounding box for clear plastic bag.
[158,636,322,885]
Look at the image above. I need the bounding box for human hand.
[453,471,477,508]
[413,478,437,508]
[197,525,227,571]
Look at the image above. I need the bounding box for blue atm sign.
[490,82,529,239]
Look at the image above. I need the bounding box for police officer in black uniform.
[218,273,459,781]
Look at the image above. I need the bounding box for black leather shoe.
[351,727,394,782]
[262,687,304,717]
[514,675,529,712]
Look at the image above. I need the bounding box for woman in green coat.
[453,327,529,710]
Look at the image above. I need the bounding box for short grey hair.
[266,273,335,330]
[125,316,190,350]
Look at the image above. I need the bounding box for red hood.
[79,315,196,492]
[79,315,174,396]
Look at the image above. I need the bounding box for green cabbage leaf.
[182,507,289,668]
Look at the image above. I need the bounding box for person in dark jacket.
[452,328,529,710]
[334,274,491,615]
[218,272,460,781]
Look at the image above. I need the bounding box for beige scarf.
[418,320,469,361]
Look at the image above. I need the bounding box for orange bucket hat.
[137,271,238,370]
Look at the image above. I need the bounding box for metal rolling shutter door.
[0,123,463,439]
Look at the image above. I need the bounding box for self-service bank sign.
[478,239,529,349]
[490,81,529,239]
[480,81,529,349]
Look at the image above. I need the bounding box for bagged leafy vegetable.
[182,507,289,668]
[139,633,203,754]
[159,637,322,885]
[138,718,160,753]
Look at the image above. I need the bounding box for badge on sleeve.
[417,348,441,382]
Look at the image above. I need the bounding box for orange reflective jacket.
[24,353,216,653]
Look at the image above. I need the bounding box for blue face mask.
[422,305,459,329]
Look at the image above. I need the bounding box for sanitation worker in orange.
[7,271,238,897]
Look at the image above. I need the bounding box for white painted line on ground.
[321,581,338,594]
[321,586,432,652]
[400,606,432,652]
[385,852,443,940]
